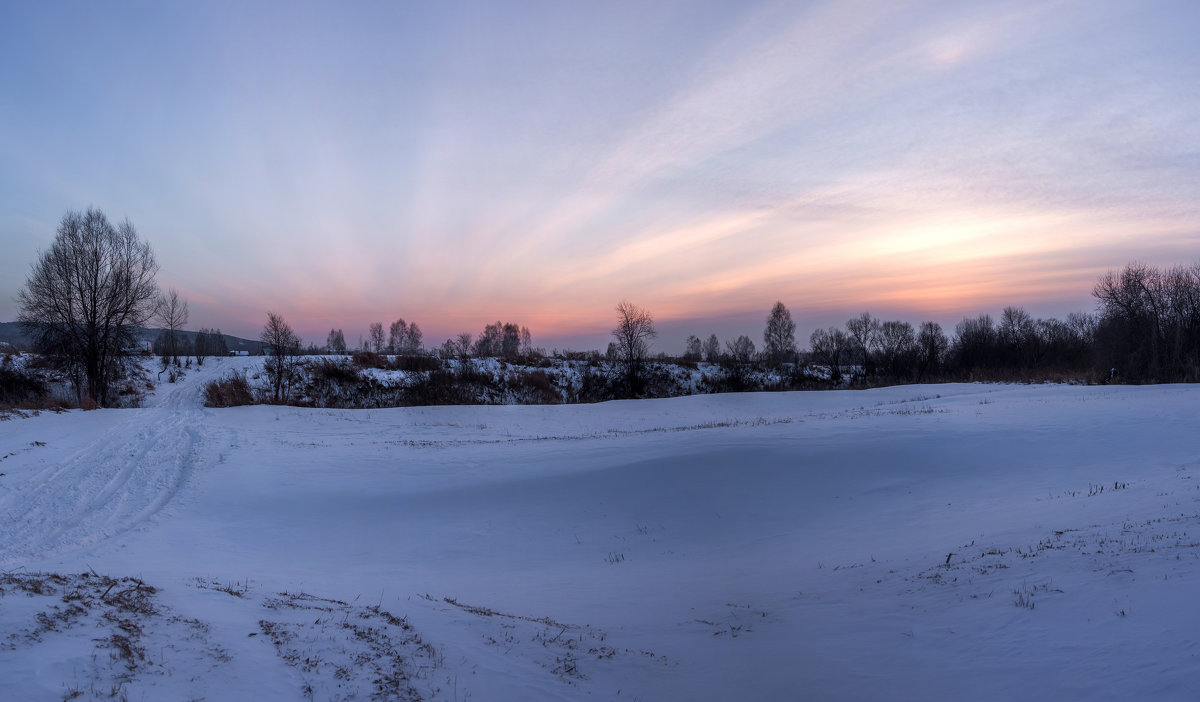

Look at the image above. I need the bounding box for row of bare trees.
[325,319,426,356]
[321,319,538,360]
[687,305,1091,383]
[17,209,1194,409]
[152,326,230,366]
[246,263,1200,403]
[675,270,1195,384]
[212,260,1200,398]
[1092,263,1200,382]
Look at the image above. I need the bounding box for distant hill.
[0,321,263,355]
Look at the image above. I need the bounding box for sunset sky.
[2,0,1197,351]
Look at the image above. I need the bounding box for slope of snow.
[2,358,1199,700]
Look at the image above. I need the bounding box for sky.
[2,0,1198,352]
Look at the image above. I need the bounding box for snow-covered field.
[2,357,1199,700]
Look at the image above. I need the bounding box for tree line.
[13,208,1200,408]
[662,261,1199,385]
[319,319,535,359]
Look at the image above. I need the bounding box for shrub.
[0,362,49,408]
[405,364,500,405]
[203,371,255,407]
[306,357,361,384]
[391,354,440,372]
[512,369,560,404]
[573,365,617,403]
[351,350,388,369]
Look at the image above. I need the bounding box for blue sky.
[2,0,1198,351]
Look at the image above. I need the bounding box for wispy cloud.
[1,1,1197,347]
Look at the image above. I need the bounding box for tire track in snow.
[0,364,215,568]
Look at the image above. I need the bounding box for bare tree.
[473,321,524,358]
[726,335,756,363]
[211,328,229,356]
[261,312,301,402]
[998,306,1036,367]
[193,328,210,366]
[763,301,796,364]
[952,314,998,372]
[17,208,159,407]
[405,322,423,354]
[475,322,503,357]
[456,332,473,358]
[156,288,189,369]
[703,334,721,363]
[877,320,916,378]
[721,334,756,388]
[326,328,347,355]
[194,327,222,366]
[388,319,407,354]
[501,323,521,358]
[916,321,948,380]
[1091,262,1200,381]
[845,312,880,377]
[809,327,850,382]
[369,322,385,354]
[612,301,656,396]
[684,335,703,361]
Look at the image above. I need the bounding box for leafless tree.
[369,322,385,354]
[1092,262,1200,381]
[612,300,656,395]
[475,322,503,357]
[877,320,916,378]
[684,335,703,361]
[326,328,347,355]
[726,335,756,363]
[261,312,301,402]
[156,288,189,368]
[998,306,1036,367]
[473,321,523,358]
[405,322,423,354]
[845,312,880,377]
[763,301,796,364]
[456,332,473,358]
[809,327,851,382]
[952,314,998,372]
[502,323,521,358]
[210,329,229,356]
[17,208,159,407]
[193,328,209,366]
[193,327,222,366]
[388,319,407,354]
[703,334,721,363]
[720,334,756,388]
[916,321,948,380]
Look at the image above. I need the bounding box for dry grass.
[203,370,255,407]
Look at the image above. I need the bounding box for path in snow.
[0,361,220,568]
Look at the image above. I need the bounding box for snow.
[2,357,1200,700]
[303,355,809,406]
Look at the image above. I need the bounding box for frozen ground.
[2,357,1199,700]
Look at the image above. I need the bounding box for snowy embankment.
[1,357,1199,700]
